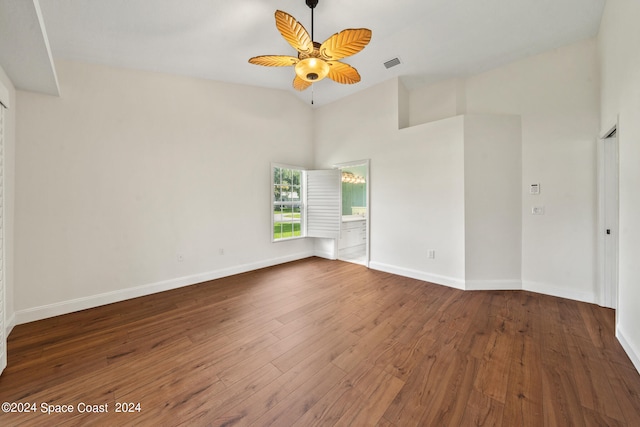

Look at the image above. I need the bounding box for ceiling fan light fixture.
[248,0,371,95]
[295,58,330,82]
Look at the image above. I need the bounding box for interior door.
[602,134,619,309]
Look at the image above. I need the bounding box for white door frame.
[597,124,619,309]
[0,83,7,376]
[333,159,370,267]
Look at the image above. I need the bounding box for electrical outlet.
[177,255,184,262]
[219,248,225,255]
[428,250,436,259]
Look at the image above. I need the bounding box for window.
[271,164,341,242]
[272,164,304,241]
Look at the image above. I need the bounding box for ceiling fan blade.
[249,55,298,67]
[327,61,361,84]
[320,28,372,61]
[275,10,314,55]
[293,75,313,91]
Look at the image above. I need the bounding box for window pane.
[292,221,301,237]
[273,222,282,240]
[277,185,286,202]
[291,185,301,202]
[274,167,282,185]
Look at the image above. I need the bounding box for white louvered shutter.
[306,169,341,238]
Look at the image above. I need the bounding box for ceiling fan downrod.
[306,0,318,41]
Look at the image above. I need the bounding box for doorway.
[334,160,369,267]
[598,128,618,309]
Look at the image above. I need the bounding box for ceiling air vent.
[384,57,401,69]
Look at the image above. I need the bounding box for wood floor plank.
[177,363,283,425]
[541,365,587,427]
[270,292,362,340]
[415,349,473,426]
[418,352,480,426]
[1,257,639,426]
[453,293,493,359]
[605,362,640,426]
[503,334,543,426]
[271,323,359,374]
[291,376,361,427]
[251,363,347,426]
[380,339,429,382]
[218,315,360,386]
[376,417,399,427]
[382,333,459,425]
[582,407,627,427]
[566,333,625,421]
[539,296,574,369]
[333,363,404,427]
[458,388,505,426]
[211,346,348,426]
[332,320,397,373]
[472,315,515,404]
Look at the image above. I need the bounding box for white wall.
[314,79,467,288]
[465,38,600,302]
[15,60,314,322]
[598,0,640,371]
[390,119,466,286]
[409,78,466,127]
[314,38,599,302]
[0,65,15,334]
[464,114,522,287]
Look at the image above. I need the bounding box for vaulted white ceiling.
[1,0,605,106]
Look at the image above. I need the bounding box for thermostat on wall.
[529,183,540,195]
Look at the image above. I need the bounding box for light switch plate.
[532,206,545,215]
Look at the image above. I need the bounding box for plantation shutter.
[306,169,341,238]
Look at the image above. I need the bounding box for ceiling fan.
[248,0,372,93]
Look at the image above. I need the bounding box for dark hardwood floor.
[1,257,639,426]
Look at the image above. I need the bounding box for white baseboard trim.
[15,251,315,325]
[367,263,596,303]
[617,326,640,374]
[369,261,465,290]
[522,280,596,304]
[313,249,337,260]
[465,280,522,291]
[5,312,16,338]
